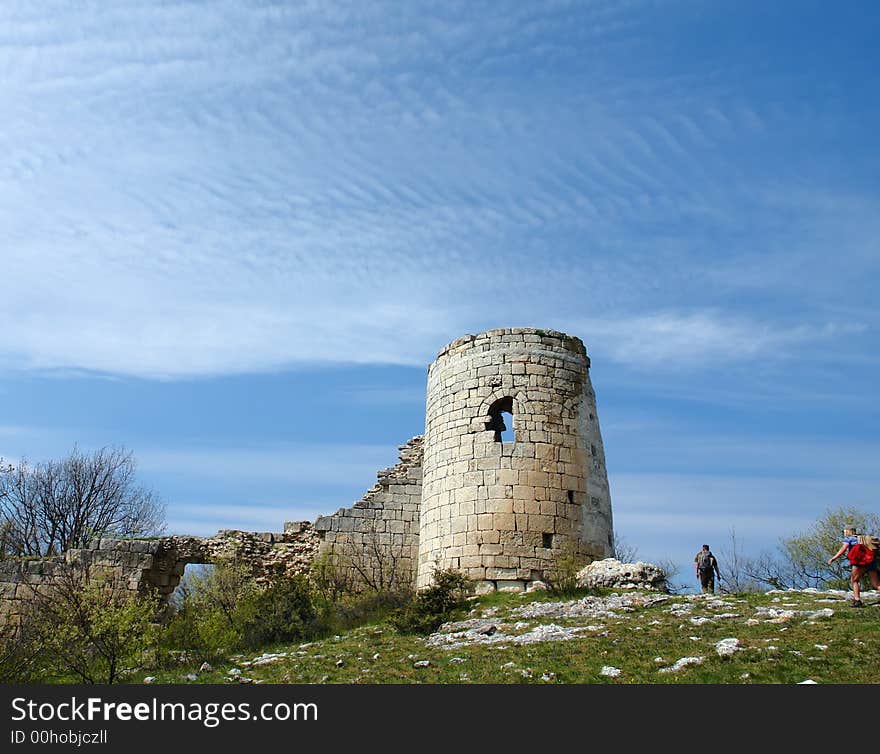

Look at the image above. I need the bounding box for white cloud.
[0,1,875,380]
[573,312,866,370]
[138,443,401,486]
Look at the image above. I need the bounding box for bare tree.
[612,532,640,563]
[717,527,763,593]
[338,518,412,594]
[0,446,165,557]
[738,506,880,592]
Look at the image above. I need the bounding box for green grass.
[135,588,880,685]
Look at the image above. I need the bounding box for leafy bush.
[236,574,317,648]
[544,544,589,597]
[161,564,323,661]
[390,569,472,635]
[0,614,43,683]
[24,569,159,683]
[159,561,258,663]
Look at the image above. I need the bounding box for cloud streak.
[0,0,876,380]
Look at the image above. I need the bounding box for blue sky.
[1,1,878,585]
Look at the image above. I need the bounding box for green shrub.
[544,544,589,597]
[160,565,323,660]
[236,575,317,648]
[390,569,472,635]
[26,573,159,683]
[159,561,257,663]
[0,615,43,683]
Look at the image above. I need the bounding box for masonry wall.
[0,527,321,623]
[418,328,613,591]
[313,436,422,589]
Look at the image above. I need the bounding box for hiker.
[828,527,879,607]
[694,544,721,594]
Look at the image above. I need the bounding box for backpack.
[696,551,714,572]
[857,534,879,552]
[847,543,875,566]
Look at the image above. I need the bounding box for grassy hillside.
[139,587,880,685]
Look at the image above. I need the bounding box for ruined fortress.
[0,328,614,620]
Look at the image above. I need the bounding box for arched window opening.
[486,396,515,443]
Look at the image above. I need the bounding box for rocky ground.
[141,585,880,685]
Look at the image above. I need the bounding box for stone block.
[486,567,519,580]
[528,514,554,532]
[475,580,496,594]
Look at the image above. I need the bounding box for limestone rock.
[658,656,704,674]
[714,638,741,657]
[576,558,668,592]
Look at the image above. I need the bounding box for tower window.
[542,533,554,549]
[486,397,515,442]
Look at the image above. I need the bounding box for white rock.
[577,558,668,592]
[199,662,213,673]
[658,656,704,674]
[143,676,156,684]
[715,638,741,657]
[808,609,834,619]
[600,666,622,677]
[798,680,818,684]
[413,660,431,668]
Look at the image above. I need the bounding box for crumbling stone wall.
[313,437,422,589]
[0,526,320,621]
[418,328,613,591]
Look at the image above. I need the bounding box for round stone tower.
[417,328,613,591]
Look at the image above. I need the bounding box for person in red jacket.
[828,527,879,607]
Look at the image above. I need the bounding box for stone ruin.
[0,328,614,622]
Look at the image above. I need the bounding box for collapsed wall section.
[0,526,321,623]
[312,436,422,589]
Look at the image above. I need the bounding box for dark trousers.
[699,570,715,593]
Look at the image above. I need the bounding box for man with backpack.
[694,544,721,594]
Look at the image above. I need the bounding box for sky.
[1,0,878,588]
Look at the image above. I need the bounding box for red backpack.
[847,543,875,566]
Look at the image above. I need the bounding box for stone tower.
[417,328,613,591]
